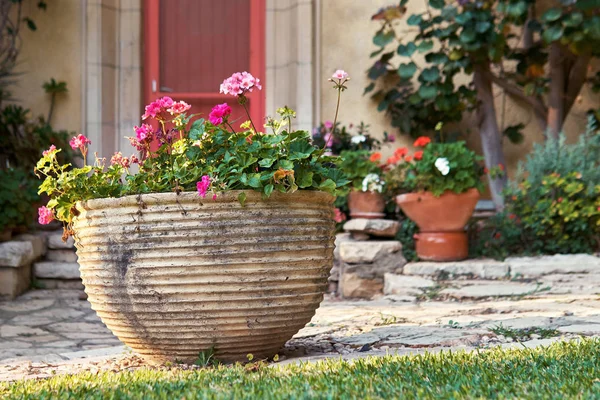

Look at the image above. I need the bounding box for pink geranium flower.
[208,103,232,125]
[196,175,211,198]
[134,124,153,142]
[42,145,56,156]
[69,134,91,152]
[38,206,54,225]
[331,70,349,80]
[142,96,174,120]
[220,72,262,96]
[167,101,191,115]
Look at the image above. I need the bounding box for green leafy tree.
[368,0,600,210]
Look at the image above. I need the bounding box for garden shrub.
[474,121,600,258]
[0,168,40,232]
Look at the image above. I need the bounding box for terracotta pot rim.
[396,187,480,203]
[77,190,334,211]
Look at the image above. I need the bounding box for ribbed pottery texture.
[73,190,335,363]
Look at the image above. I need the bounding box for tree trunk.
[547,43,565,140]
[473,62,507,211]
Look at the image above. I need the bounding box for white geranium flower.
[351,135,367,144]
[435,157,450,176]
[362,173,385,193]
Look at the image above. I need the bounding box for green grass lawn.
[3,339,600,399]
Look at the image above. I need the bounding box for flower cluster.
[38,206,54,225]
[362,173,385,193]
[209,103,232,126]
[219,72,262,96]
[434,157,450,176]
[69,134,91,153]
[110,152,131,169]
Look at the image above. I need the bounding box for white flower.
[332,69,349,80]
[351,135,367,144]
[362,173,385,193]
[435,157,450,176]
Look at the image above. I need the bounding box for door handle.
[160,86,174,93]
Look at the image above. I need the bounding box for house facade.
[13,0,599,173]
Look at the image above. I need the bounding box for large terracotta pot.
[347,190,385,219]
[73,190,335,364]
[396,189,479,261]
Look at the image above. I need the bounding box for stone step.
[383,273,436,296]
[33,262,80,280]
[507,254,600,278]
[45,250,78,263]
[45,232,75,250]
[339,241,402,264]
[403,260,508,280]
[343,218,399,238]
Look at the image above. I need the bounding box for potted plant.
[387,134,484,261]
[34,70,351,364]
[337,149,386,219]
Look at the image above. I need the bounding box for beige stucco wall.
[319,1,599,183]
[10,1,82,133]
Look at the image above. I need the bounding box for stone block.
[14,233,47,259]
[340,272,383,299]
[45,250,78,263]
[383,273,436,296]
[33,262,80,280]
[47,233,75,250]
[343,218,399,237]
[0,264,32,299]
[36,279,84,290]
[508,254,600,278]
[403,259,508,279]
[339,241,402,264]
[0,241,35,267]
[334,233,353,260]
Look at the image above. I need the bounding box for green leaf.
[317,179,336,193]
[373,30,395,47]
[369,47,384,58]
[297,172,314,188]
[407,14,422,26]
[503,123,525,144]
[476,21,491,33]
[425,52,448,64]
[418,85,437,99]
[258,158,275,168]
[543,25,563,43]
[421,67,440,82]
[289,141,315,160]
[397,42,417,57]
[363,82,375,96]
[563,12,583,27]
[237,192,247,206]
[417,40,434,53]
[408,93,421,104]
[277,159,294,170]
[263,184,274,197]
[429,0,444,10]
[23,17,36,31]
[459,29,476,44]
[541,8,562,22]
[247,173,262,188]
[398,62,417,79]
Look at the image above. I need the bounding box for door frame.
[142,0,266,125]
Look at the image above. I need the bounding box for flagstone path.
[2,271,600,381]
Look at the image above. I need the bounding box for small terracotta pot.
[396,189,479,261]
[347,190,385,219]
[395,188,480,232]
[414,232,468,261]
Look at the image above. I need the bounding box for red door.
[143,0,266,129]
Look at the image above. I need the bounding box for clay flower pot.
[73,190,335,364]
[396,188,479,261]
[347,190,385,219]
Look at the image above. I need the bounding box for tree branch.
[487,71,548,130]
[563,54,591,117]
